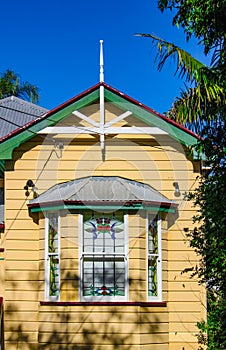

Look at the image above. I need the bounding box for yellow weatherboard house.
[0,42,205,349]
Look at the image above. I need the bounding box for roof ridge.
[117,177,140,201]
[0,95,48,111]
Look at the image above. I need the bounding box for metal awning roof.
[28,176,177,212]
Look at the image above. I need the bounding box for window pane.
[48,215,59,254]
[147,215,161,299]
[148,256,158,296]
[83,212,124,254]
[48,214,60,298]
[115,260,125,296]
[49,255,60,297]
[82,256,125,297]
[148,217,158,254]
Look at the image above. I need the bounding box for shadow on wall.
[4,268,163,350]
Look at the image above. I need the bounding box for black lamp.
[24,180,38,196]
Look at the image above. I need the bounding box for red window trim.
[40,301,166,307]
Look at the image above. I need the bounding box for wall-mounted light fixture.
[173,182,181,197]
[24,180,38,197]
[53,140,64,158]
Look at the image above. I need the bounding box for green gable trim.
[104,89,198,147]
[0,82,198,160]
[0,89,99,160]
[0,161,4,177]
[29,204,176,213]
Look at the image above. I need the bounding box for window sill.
[40,301,167,307]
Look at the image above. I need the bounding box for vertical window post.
[45,213,60,301]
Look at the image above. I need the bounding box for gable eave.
[102,83,200,147]
[0,84,101,160]
[0,82,199,160]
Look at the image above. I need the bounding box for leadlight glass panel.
[148,216,160,298]
[47,214,60,298]
[82,212,125,298]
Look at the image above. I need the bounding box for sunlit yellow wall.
[2,105,204,349]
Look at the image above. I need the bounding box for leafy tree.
[187,122,226,350]
[0,69,39,103]
[137,0,226,348]
[157,0,226,59]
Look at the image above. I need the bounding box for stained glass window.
[148,215,162,300]
[46,213,60,300]
[81,211,127,299]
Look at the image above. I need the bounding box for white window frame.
[79,212,129,302]
[45,212,60,301]
[146,213,162,301]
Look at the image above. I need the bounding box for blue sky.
[1,0,209,114]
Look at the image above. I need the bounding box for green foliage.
[204,292,226,350]
[135,34,225,128]
[0,69,39,103]
[186,125,226,289]
[157,0,226,60]
[137,34,205,81]
[138,1,226,348]
[197,292,226,350]
[185,123,226,349]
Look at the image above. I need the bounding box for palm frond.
[19,82,39,103]
[168,81,225,127]
[135,33,225,129]
[136,33,205,83]
[0,70,39,102]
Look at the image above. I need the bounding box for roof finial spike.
[99,40,104,82]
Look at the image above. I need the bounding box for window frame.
[44,212,61,301]
[79,212,129,302]
[146,213,162,302]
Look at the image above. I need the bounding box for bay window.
[44,210,163,303]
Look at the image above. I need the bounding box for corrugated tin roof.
[29,176,176,209]
[0,96,48,139]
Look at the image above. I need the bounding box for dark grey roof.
[0,96,48,140]
[29,176,175,208]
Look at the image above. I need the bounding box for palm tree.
[0,69,39,103]
[136,34,225,133]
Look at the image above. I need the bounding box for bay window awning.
[28,176,177,213]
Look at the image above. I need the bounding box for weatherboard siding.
[2,127,203,349]
[38,305,169,350]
